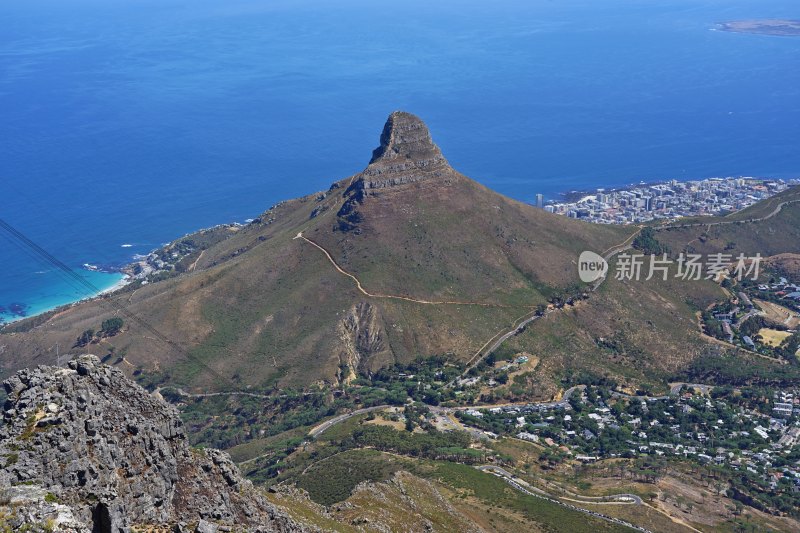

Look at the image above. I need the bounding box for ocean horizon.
[2,0,799,325]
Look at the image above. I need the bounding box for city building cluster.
[456,384,800,497]
[541,177,800,224]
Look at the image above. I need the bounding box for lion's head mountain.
[2,112,800,396]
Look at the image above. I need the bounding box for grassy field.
[758,328,793,347]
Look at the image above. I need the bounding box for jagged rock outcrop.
[363,111,450,186]
[0,355,312,532]
[336,111,456,232]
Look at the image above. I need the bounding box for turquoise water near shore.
[0,270,124,325]
[1,0,799,323]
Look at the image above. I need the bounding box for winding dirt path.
[294,232,522,308]
[187,250,205,272]
[295,195,800,381]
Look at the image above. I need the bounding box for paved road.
[436,385,586,415]
[610,383,715,402]
[307,405,390,438]
[477,310,547,362]
[477,466,652,533]
[478,465,643,505]
[669,382,714,396]
[659,198,800,230]
[429,385,586,439]
[455,308,555,382]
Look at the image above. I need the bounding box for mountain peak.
[362,111,450,184]
[369,111,443,164]
[335,112,456,231]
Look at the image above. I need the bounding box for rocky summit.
[361,111,452,187]
[0,355,310,533]
[335,111,459,232]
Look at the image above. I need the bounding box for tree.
[101,317,124,337]
[76,329,95,347]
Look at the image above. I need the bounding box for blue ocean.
[1,0,799,324]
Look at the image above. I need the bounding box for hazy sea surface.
[1,0,799,323]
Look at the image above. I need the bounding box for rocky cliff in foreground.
[0,355,311,533]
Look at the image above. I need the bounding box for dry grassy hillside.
[2,113,798,394]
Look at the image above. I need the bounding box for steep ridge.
[336,111,457,231]
[0,355,311,532]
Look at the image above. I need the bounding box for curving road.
[308,404,390,438]
[477,465,652,533]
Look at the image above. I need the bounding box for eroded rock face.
[336,111,456,232]
[337,302,389,383]
[364,111,450,186]
[0,355,311,532]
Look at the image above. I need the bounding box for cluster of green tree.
[362,356,463,406]
[777,332,800,361]
[294,450,406,506]
[242,436,306,483]
[739,316,784,338]
[702,316,727,340]
[343,425,482,463]
[547,286,590,309]
[180,390,345,450]
[74,317,124,347]
[680,352,800,386]
[560,369,618,389]
[538,447,569,467]
[710,385,776,412]
[632,227,669,256]
[728,469,800,517]
[455,410,508,436]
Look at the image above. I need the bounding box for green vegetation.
[681,353,800,386]
[75,328,95,348]
[74,317,124,348]
[178,390,339,450]
[632,227,668,256]
[430,462,631,532]
[343,425,480,463]
[100,317,123,337]
[296,449,408,505]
